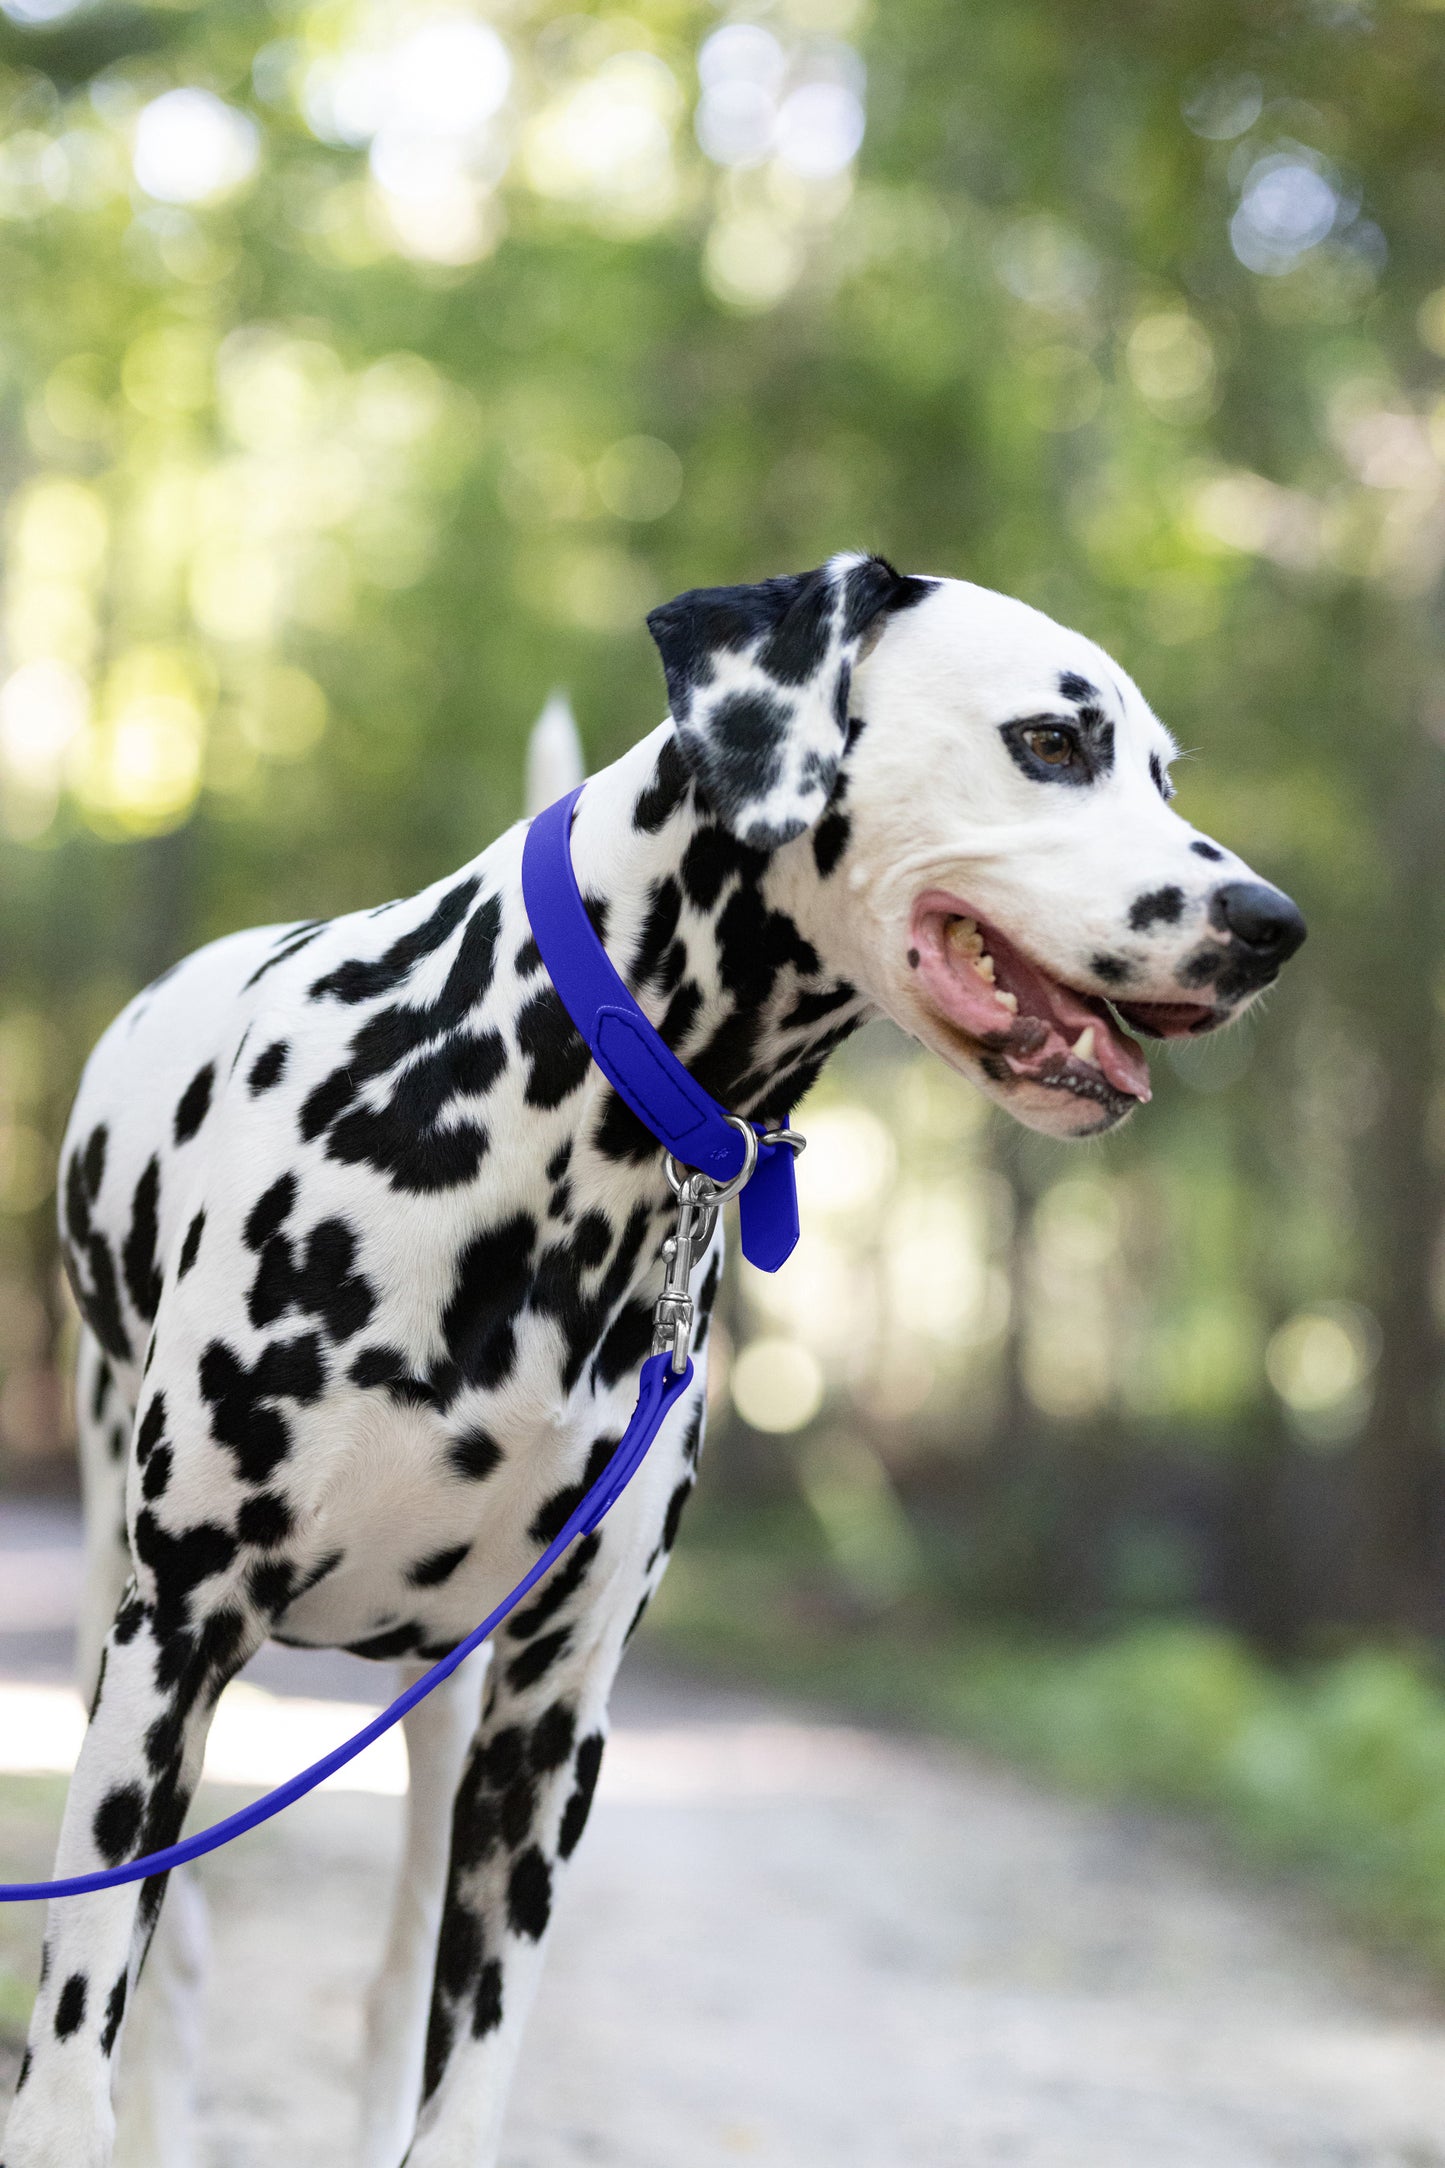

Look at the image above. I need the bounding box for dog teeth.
[995,990,1018,1013]
[976,953,996,983]
[948,917,985,958]
[1072,1026,1099,1067]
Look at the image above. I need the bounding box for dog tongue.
[1026,970,1151,1100]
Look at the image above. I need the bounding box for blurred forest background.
[1,0,1443,1667]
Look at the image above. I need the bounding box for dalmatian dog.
[3,553,1304,2168]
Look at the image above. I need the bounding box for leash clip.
[652,1170,720,1374]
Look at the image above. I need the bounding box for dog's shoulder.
[59,839,520,1383]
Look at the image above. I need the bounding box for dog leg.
[360,1655,490,2168]
[399,1615,627,2168]
[70,1334,209,2168]
[1,1587,262,2168]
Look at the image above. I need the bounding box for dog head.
[649,553,1305,1138]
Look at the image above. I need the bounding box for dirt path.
[6,1663,1445,2167]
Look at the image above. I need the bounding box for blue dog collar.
[522,784,801,1274]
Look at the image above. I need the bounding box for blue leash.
[0,783,801,1903]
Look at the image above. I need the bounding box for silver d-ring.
[759,1127,806,1155]
[664,1113,759,1204]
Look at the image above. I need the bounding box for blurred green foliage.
[0,0,1441,1637]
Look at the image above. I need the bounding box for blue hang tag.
[738,1135,801,1272]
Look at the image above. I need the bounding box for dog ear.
[646,551,936,848]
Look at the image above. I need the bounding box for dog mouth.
[909,893,1218,1110]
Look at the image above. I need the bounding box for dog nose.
[1211,881,1307,962]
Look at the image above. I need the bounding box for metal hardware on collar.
[652,1171,720,1373]
[759,1126,806,1157]
[665,1110,758,1206]
[653,1124,805,1373]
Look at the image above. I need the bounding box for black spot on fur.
[408,1544,470,1588]
[447,1425,505,1481]
[500,1772,538,1847]
[422,2002,454,2102]
[248,1210,375,1344]
[1090,954,1131,985]
[529,1703,577,1772]
[1149,752,1170,800]
[1059,671,1097,704]
[173,1063,214,1144]
[529,1438,618,1546]
[592,1296,655,1390]
[198,1333,325,1484]
[178,1209,205,1279]
[783,982,855,1030]
[54,1973,88,2039]
[99,1971,127,2057]
[248,1040,289,1094]
[237,1490,293,1547]
[299,896,505,1193]
[545,1141,572,1185]
[506,1627,572,1692]
[505,1535,599,1643]
[506,1846,553,1939]
[660,1477,694,1556]
[242,922,326,990]
[346,1622,424,1661]
[439,1213,538,1399]
[93,1783,144,1865]
[812,809,851,876]
[630,878,683,989]
[134,1393,166,1465]
[245,1175,296,1252]
[516,987,591,1110]
[122,1158,162,1322]
[1191,839,1224,862]
[349,1344,442,1409]
[558,1733,605,1858]
[472,1958,504,2036]
[1129,886,1185,932]
[309,875,481,1004]
[680,823,763,912]
[634,737,691,831]
[324,1031,505,1194]
[63,1126,131,1362]
[248,1559,295,1611]
[141,1444,172,1501]
[436,1905,481,2001]
[515,935,542,977]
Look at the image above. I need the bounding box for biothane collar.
[522,784,801,1273]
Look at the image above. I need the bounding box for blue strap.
[0,1354,693,1902]
[522,786,800,1272]
[524,788,744,1180]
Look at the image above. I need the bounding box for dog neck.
[561,723,871,1136]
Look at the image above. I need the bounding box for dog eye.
[1022,726,1076,767]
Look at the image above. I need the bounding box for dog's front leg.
[71,1341,208,2168]
[2,1589,261,2168]
[360,1655,490,2168]
[399,1611,623,2168]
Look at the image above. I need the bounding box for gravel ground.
[5,1663,1445,2168]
